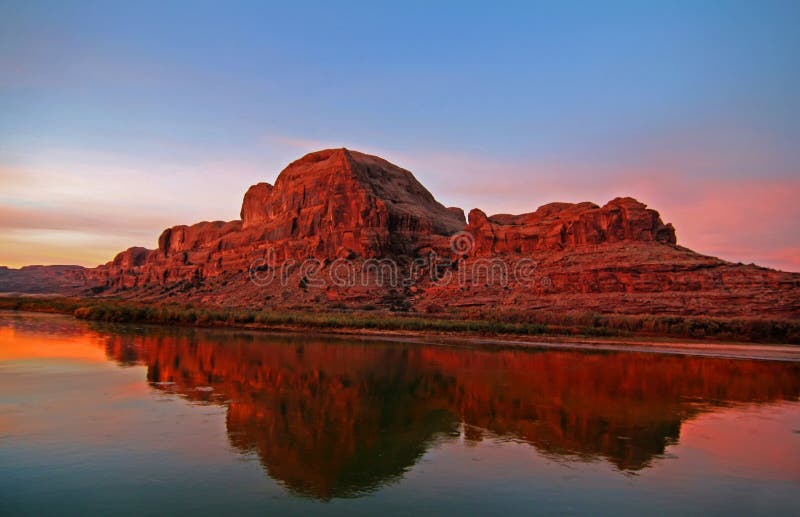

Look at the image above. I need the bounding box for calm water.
[0,312,798,515]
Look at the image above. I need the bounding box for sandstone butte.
[1,148,798,317]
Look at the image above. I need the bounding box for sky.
[1,0,798,271]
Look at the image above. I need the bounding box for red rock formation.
[8,147,798,317]
[252,148,463,252]
[89,148,466,290]
[240,182,274,228]
[464,197,676,256]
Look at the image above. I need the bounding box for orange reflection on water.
[92,325,800,499]
[0,319,107,363]
[2,312,798,501]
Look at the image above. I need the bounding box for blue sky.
[1,1,799,269]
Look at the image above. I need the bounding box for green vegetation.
[69,302,550,336]
[462,307,800,344]
[1,296,798,344]
[0,296,81,314]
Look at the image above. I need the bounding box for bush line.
[1,297,798,343]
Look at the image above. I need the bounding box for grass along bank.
[1,296,798,344]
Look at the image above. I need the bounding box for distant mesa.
[0,265,89,295]
[2,148,799,317]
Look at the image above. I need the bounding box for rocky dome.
[234,148,465,256]
[44,148,797,317]
[88,148,471,289]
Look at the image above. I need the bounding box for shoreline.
[3,306,799,362]
[234,325,800,362]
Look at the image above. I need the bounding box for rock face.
[90,148,466,288]
[240,182,274,228]
[464,197,676,256]
[0,265,92,295]
[235,148,465,256]
[11,147,800,317]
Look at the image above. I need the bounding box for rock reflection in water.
[96,325,799,500]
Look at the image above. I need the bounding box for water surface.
[1,312,798,515]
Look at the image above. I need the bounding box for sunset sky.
[1,1,798,271]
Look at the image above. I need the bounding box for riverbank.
[2,294,799,347]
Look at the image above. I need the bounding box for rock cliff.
[5,148,798,318]
[89,148,465,288]
[464,197,676,256]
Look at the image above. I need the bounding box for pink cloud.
[637,177,800,272]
